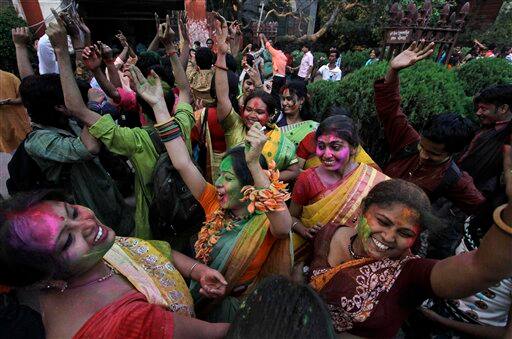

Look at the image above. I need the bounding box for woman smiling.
[289,115,388,262]
[130,44,294,322]
[309,151,512,337]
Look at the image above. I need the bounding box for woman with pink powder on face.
[289,115,388,262]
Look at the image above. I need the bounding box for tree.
[0,6,27,75]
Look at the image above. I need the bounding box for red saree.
[74,292,174,339]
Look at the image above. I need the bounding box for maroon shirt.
[374,78,485,214]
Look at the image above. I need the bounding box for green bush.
[313,51,328,67]
[340,49,371,74]
[457,58,512,97]
[0,6,27,75]
[308,60,472,164]
[291,50,303,68]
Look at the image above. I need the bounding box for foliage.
[308,60,472,164]
[340,49,371,73]
[313,51,328,67]
[457,58,512,97]
[291,50,304,68]
[0,6,27,75]
[476,1,512,51]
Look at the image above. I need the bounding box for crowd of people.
[0,9,512,339]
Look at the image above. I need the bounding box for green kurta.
[88,102,196,239]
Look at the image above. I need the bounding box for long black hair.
[222,146,267,187]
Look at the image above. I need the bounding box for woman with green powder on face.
[130,45,294,322]
[309,154,512,338]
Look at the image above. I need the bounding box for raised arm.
[115,31,130,63]
[430,144,512,299]
[375,42,434,155]
[177,11,191,70]
[213,13,233,122]
[83,45,121,102]
[130,65,206,199]
[147,12,161,52]
[47,13,102,129]
[98,41,123,88]
[245,123,293,239]
[11,27,34,79]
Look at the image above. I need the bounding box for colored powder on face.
[357,216,372,241]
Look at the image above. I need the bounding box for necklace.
[46,263,118,292]
[348,235,364,259]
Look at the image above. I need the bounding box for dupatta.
[262,126,298,171]
[280,120,319,146]
[104,237,195,317]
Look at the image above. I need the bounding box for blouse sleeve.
[398,258,438,307]
[291,170,312,206]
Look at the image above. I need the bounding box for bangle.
[493,204,512,235]
[189,262,199,277]
[215,64,229,72]
[154,117,175,128]
[291,221,299,231]
[155,118,182,142]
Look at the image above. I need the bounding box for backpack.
[6,128,69,195]
[392,140,462,198]
[147,129,205,241]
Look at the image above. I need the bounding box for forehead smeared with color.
[8,201,63,252]
[220,156,236,174]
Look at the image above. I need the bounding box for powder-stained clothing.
[374,77,485,214]
[88,103,196,239]
[24,123,134,235]
[0,70,31,153]
[265,42,287,77]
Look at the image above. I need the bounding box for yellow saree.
[293,164,389,261]
[104,237,195,317]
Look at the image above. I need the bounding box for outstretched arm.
[178,11,191,70]
[83,45,121,103]
[130,65,206,200]
[430,144,512,299]
[245,123,293,239]
[47,11,101,154]
[213,13,233,122]
[11,27,34,79]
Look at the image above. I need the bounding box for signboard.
[386,29,412,44]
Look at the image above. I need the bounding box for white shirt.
[37,34,73,74]
[298,51,314,78]
[317,64,342,81]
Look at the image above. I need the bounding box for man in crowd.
[315,50,342,81]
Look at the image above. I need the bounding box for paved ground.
[0,152,12,199]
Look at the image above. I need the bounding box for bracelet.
[291,221,299,231]
[155,118,182,142]
[167,51,177,57]
[240,160,291,213]
[154,117,175,128]
[189,262,199,277]
[215,64,229,72]
[493,204,512,235]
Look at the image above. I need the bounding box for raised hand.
[212,11,229,54]
[88,88,106,104]
[158,14,176,50]
[97,41,114,62]
[82,45,102,70]
[178,11,189,43]
[130,66,163,107]
[245,122,268,165]
[390,41,435,71]
[47,9,69,51]
[154,12,160,36]
[11,27,31,47]
[77,16,91,46]
[59,12,81,46]
[197,266,227,299]
[116,30,129,48]
[247,65,262,88]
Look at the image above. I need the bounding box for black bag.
[6,129,69,195]
[147,129,205,241]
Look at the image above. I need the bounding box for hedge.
[308,60,472,164]
[0,6,27,75]
[457,58,512,97]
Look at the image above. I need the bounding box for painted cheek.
[258,114,269,125]
[357,216,372,241]
[315,146,324,158]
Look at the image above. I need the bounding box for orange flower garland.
[194,160,290,264]
[240,160,290,213]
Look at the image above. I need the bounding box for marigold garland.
[194,160,290,264]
